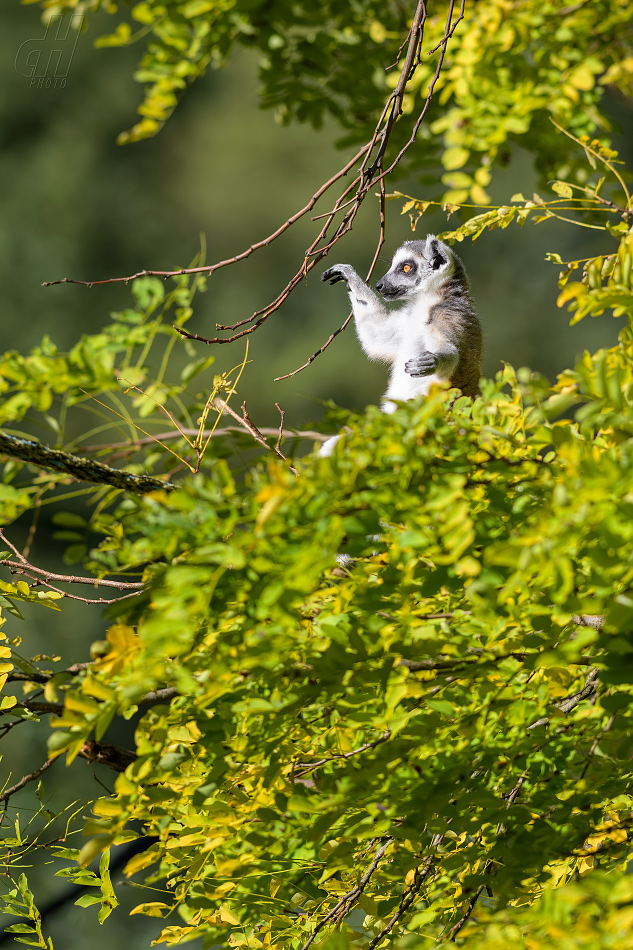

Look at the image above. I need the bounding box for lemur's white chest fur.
[319,235,482,457]
[376,287,444,412]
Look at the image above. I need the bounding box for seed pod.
[613,260,623,286]
[587,258,602,289]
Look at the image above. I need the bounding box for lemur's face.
[375,236,452,300]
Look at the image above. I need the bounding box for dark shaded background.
[1,4,632,947]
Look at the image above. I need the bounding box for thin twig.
[214,399,299,475]
[444,884,485,942]
[274,403,285,453]
[276,173,388,380]
[43,145,371,289]
[368,838,442,950]
[0,558,146,591]
[274,314,354,381]
[296,732,390,775]
[84,427,327,452]
[0,758,56,804]
[22,494,42,560]
[0,530,144,590]
[579,712,615,781]
[299,839,392,950]
[32,577,143,606]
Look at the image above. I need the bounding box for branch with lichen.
[0,432,175,494]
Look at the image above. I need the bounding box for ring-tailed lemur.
[319,235,482,457]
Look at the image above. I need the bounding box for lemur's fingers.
[321,264,352,285]
[405,353,438,377]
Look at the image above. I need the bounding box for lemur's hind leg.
[318,434,341,458]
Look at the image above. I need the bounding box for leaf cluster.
[30,0,633,197]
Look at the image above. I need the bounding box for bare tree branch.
[84,427,328,452]
[276,171,388,380]
[0,757,56,804]
[444,884,485,942]
[214,399,299,474]
[0,529,145,604]
[43,0,465,382]
[367,837,443,950]
[0,559,144,591]
[295,731,391,775]
[24,579,142,606]
[274,403,286,453]
[43,144,371,290]
[299,839,393,950]
[0,433,175,494]
[580,712,615,781]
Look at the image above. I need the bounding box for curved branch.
[0,531,144,590]
[43,145,371,289]
[295,731,390,775]
[0,757,56,804]
[213,399,299,474]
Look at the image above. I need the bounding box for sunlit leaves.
[390,134,633,339]
[6,355,628,947]
[28,0,633,199]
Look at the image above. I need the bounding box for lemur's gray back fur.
[414,242,482,398]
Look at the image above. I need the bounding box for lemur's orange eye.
[403,263,412,273]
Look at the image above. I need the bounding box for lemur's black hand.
[321,264,353,286]
[405,352,438,377]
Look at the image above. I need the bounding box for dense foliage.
[3,0,633,948]
[32,0,633,202]
[3,143,633,944]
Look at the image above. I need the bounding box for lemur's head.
[375,235,455,300]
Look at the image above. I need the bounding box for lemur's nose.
[375,279,384,292]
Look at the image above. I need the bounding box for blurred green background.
[1,3,633,948]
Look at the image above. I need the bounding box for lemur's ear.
[425,236,450,270]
